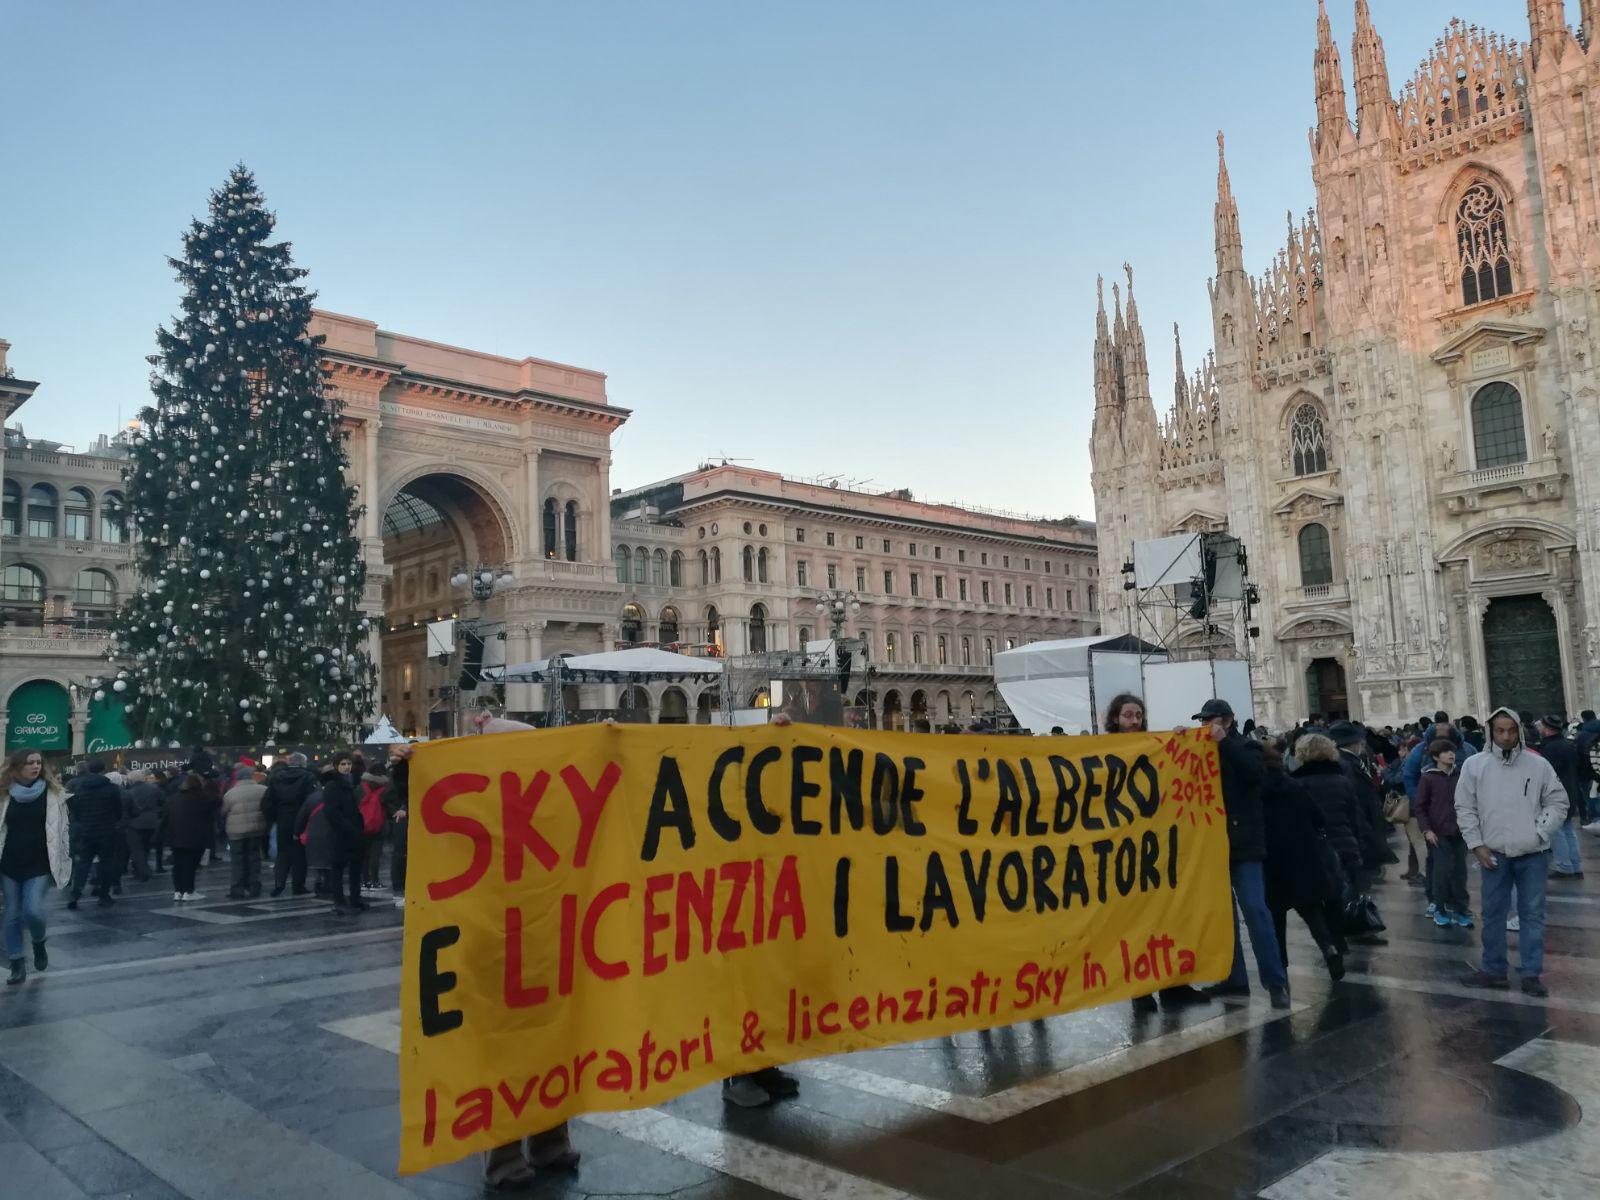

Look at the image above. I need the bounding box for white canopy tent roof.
[487,646,723,684]
[994,635,1164,735]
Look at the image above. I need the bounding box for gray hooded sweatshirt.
[1455,707,1569,857]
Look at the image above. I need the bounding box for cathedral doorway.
[1483,595,1565,718]
[1304,657,1348,721]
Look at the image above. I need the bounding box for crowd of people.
[0,698,1590,1190]
[0,741,416,985]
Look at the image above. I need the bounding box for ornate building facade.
[1091,1,1600,728]
[0,340,137,757]
[611,465,1101,729]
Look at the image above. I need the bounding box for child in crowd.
[1414,738,1472,928]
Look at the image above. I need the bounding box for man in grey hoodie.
[1457,708,1569,997]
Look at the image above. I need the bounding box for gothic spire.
[1214,132,1244,279]
[1314,0,1350,154]
[1093,274,1119,414]
[1528,0,1571,68]
[1173,322,1188,410]
[1119,263,1153,413]
[1352,0,1397,142]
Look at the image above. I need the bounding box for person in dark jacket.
[1293,734,1364,877]
[1195,700,1289,1009]
[321,752,366,915]
[1261,739,1344,981]
[264,753,316,896]
[382,745,413,908]
[1330,721,1393,871]
[64,760,124,908]
[121,770,165,882]
[165,772,221,901]
[1414,739,1471,926]
[294,767,337,897]
[1535,716,1586,878]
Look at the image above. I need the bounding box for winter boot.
[32,942,47,971]
[6,959,25,986]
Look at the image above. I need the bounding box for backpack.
[359,782,385,836]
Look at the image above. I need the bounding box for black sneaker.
[750,1066,800,1097]
[65,898,78,911]
[32,942,46,971]
[1204,982,1251,999]
[1460,969,1510,989]
[96,894,115,907]
[6,960,23,986]
[1521,975,1549,998]
[1131,994,1159,1014]
[1324,950,1345,982]
[1158,985,1213,1008]
[270,887,284,897]
[1268,986,1291,1010]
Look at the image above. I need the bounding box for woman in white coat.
[1,748,72,984]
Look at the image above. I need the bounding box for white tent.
[363,715,407,744]
[488,646,723,683]
[994,636,1163,735]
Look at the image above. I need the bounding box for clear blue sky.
[1,1,1529,518]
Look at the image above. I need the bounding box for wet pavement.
[0,839,1595,1199]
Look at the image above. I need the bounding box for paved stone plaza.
[0,847,1596,1200]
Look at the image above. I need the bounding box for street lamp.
[812,589,862,640]
[450,562,514,607]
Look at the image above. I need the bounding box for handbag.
[1341,892,1386,934]
[1382,792,1410,824]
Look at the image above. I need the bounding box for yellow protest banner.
[397,724,1234,1173]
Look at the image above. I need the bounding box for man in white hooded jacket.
[1457,707,1569,997]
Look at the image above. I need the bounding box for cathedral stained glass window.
[1457,182,1515,307]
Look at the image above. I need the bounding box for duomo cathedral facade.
[1091,0,1600,729]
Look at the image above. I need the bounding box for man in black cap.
[1329,719,1397,943]
[1194,699,1290,1008]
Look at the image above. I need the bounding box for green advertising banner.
[7,680,71,752]
[85,694,133,756]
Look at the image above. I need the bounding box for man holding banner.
[396,719,1236,1175]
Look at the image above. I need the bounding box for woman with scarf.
[0,749,72,984]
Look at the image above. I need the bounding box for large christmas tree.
[110,166,375,749]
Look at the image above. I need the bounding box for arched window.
[1298,523,1334,587]
[886,632,898,663]
[652,549,667,587]
[1,481,18,536]
[64,488,93,540]
[749,603,768,653]
[711,547,722,583]
[99,491,126,543]
[742,546,755,582]
[25,484,56,538]
[634,546,648,585]
[613,544,631,584]
[912,633,924,663]
[670,551,683,587]
[698,550,709,585]
[705,605,721,646]
[1471,381,1528,468]
[543,498,559,559]
[73,569,115,607]
[1290,404,1328,476]
[757,547,769,584]
[563,500,579,562]
[798,625,812,647]
[1,564,44,603]
[621,603,645,644]
[659,606,681,644]
[1457,182,1515,306]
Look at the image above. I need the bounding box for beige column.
[596,455,613,563]
[524,448,542,562]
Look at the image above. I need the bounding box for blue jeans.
[1480,849,1549,979]
[1551,817,1581,874]
[1226,861,1288,990]
[2,874,50,962]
